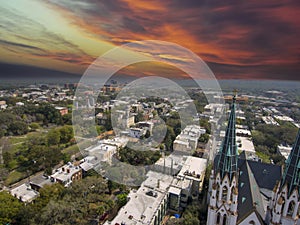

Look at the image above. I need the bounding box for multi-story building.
[173,125,206,153]
[50,162,82,187]
[104,171,173,225]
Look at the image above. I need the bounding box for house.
[86,143,117,163]
[168,157,207,211]
[0,100,7,110]
[29,174,52,191]
[173,125,206,153]
[129,127,146,139]
[55,106,68,116]
[104,171,174,225]
[10,183,39,203]
[50,162,82,187]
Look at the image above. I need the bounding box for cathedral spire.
[281,128,300,196]
[216,93,238,180]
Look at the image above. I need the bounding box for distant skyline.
[0,0,299,80]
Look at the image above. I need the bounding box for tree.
[0,129,5,138]
[9,121,28,135]
[62,113,72,125]
[59,125,74,144]
[199,133,209,143]
[0,191,23,225]
[117,193,128,206]
[144,129,151,139]
[29,122,40,131]
[135,112,144,123]
[47,129,60,146]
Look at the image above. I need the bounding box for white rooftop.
[51,163,81,183]
[106,171,173,225]
[178,156,207,181]
[237,136,255,153]
[10,183,39,203]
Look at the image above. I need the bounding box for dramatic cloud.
[0,0,299,79]
[0,5,94,72]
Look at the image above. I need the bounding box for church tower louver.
[267,129,300,225]
[207,95,239,225]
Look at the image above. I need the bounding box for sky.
[0,0,299,80]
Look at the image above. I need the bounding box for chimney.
[67,168,70,173]
[62,167,65,172]
[157,179,160,189]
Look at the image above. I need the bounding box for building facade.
[207,95,300,225]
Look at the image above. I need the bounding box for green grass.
[62,144,80,155]
[5,170,26,186]
[256,151,270,163]
[8,136,26,145]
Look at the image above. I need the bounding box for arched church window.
[222,186,228,201]
[216,184,220,201]
[281,196,285,214]
[230,187,234,202]
[287,201,295,217]
[222,214,227,225]
[249,220,255,224]
[216,213,221,225]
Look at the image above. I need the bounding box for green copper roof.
[217,95,238,180]
[281,129,300,196]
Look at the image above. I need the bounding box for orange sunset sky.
[0,0,299,80]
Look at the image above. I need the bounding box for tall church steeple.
[216,94,238,180]
[281,128,300,196]
[268,129,300,225]
[207,94,239,225]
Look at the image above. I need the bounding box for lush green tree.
[0,191,23,225]
[47,129,60,146]
[199,133,209,143]
[59,125,74,144]
[62,113,72,125]
[29,122,40,131]
[119,147,161,166]
[0,129,5,138]
[117,193,128,206]
[134,112,144,123]
[9,121,28,135]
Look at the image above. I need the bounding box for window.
[249,220,255,225]
[287,201,295,217]
[222,186,228,201]
[223,214,227,225]
[216,213,221,225]
[216,184,220,201]
[281,196,285,214]
[230,187,234,202]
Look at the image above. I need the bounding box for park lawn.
[62,144,79,156]
[8,136,27,145]
[5,170,26,186]
[256,151,270,163]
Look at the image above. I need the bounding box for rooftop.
[10,183,39,203]
[237,136,255,153]
[51,163,81,184]
[107,171,174,225]
[178,156,207,181]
